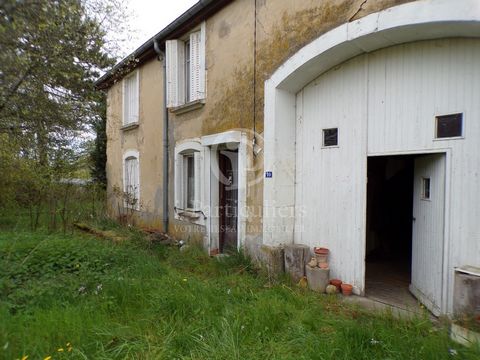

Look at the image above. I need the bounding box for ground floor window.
[185,153,195,209]
[123,150,140,210]
[174,140,204,224]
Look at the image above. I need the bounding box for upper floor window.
[166,22,206,108]
[123,70,139,125]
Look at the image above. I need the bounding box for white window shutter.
[193,151,202,211]
[189,31,202,101]
[122,80,128,124]
[174,154,183,209]
[133,72,139,122]
[124,157,139,208]
[124,159,129,192]
[123,72,139,124]
[166,40,185,107]
[133,158,139,204]
[199,22,206,99]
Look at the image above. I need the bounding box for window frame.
[174,140,205,225]
[122,150,140,210]
[421,177,431,201]
[322,127,339,148]
[122,70,140,126]
[165,22,206,109]
[434,112,464,140]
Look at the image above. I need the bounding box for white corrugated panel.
[411,154,445,315]
[367,39,480,312]
[295,55,368,290]
[298,38,480,311]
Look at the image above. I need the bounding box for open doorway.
[218,148,238,254]
[365,155,417,308]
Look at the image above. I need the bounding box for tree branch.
[0,67,32,115]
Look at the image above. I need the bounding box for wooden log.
[284,244,310,283]
[260,245,285,280]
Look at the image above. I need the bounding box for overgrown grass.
[1,226,479,359]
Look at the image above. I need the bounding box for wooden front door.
[219,150,238,253]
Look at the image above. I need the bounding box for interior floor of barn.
[365,261,419,311]
[365,156,419,312]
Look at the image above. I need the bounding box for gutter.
[153,39,169,234]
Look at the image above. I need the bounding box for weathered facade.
[97,0,480,315]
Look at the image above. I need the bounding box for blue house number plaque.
[265,171,273,178]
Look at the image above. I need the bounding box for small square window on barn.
[435,113,463,139]
[422,178,431,200]
[323,128,338,147]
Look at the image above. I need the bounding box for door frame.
[201,130,248,254]
[366,148,452,314]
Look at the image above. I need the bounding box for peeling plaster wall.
[105,0,418,244]
[106,59,165,229]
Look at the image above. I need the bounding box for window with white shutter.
[123,151,140,210]
[123,71,139,125]
[174,141,205,224]
[166,22,206,108]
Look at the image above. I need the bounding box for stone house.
[96,0,480,315]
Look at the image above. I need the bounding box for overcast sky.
[123,0,198,55]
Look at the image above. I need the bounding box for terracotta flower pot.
[314,247,329,255]
[314,247,329,263]
[341,283,353,296]
[330,279,342,291]
[319,262,329,269]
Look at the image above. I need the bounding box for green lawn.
[1,226,479,359]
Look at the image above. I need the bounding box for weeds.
[1,227,479,359]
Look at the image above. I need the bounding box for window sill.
[174,208,206,226]
[176,209,201,219]
[121,122,139,131]
[433,136,465,141]
[123,205,140,211]
[170,99,205,115]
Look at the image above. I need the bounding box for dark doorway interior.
[366,156,417,309]
[219,149,238,253]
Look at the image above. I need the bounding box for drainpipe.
[154,39,169,233]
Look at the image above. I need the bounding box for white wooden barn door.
[410,153,446,315]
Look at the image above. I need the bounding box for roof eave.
[95,0,232,90]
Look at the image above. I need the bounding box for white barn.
[263,0,480,315]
